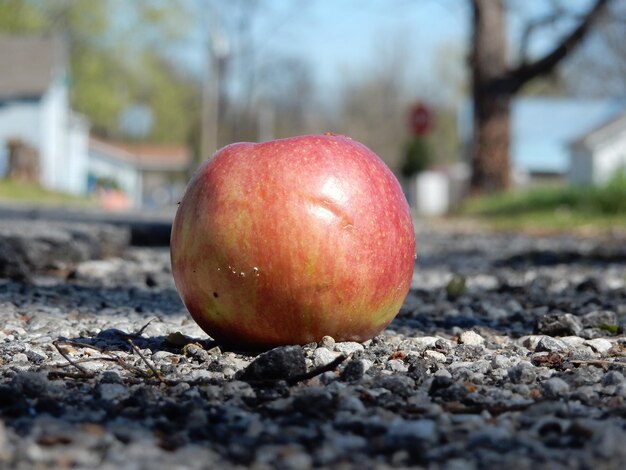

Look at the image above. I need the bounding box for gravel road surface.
[0,218,625,469]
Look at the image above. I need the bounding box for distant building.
[0,35,90,194]
[408,163,470,217]
[569,111,626,185]
[0,35,192,209]
[88,138,191,208]
[411,97,626,216]
[459,97,626,183]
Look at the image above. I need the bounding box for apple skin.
[170,134,415,349]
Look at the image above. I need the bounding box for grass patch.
[459,174,626,231]
[0,179,94,206]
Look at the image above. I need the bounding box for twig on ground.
[127,338,162,381]
[51,338,158,380]
[52,340,91,375]
[47,370,95,380]
[132,319,156,337]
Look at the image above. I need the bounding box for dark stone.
[339,359,366,382]
[0,384,29,417]
[11,372,49,398]
[437,383,470,402]
[292,387,335,418]
[239,346,306,382]
[536,313,583,337]
[407,359,429,384]
[428,376,453,396]
[35,397,65,417]
[100,371,124,384]
[576,278,601,293]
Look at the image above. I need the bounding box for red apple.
[170,134,415,349]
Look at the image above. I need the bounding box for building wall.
[0,77,90,195]
[66,113,90,194]
[0,99,41,154]
[592,130,626,185]
[39,78,69,191]
[568,147,594,185]
[87,150,143,206]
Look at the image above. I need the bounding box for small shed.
[568,112,626,185]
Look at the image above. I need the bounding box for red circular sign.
[409,103,433,136]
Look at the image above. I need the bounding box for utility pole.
[199,7,229,168]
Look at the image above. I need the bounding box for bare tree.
[470,0,610,193]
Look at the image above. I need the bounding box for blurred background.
[0,0,624,232]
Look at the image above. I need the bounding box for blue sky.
[171,0,469,99]
[254,0,469,91]
[170,0,599,101]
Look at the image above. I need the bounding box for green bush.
[400,138,432,178]
[463,171,626,217]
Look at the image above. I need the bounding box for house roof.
[89,137,191,171]
[569,111,626,150]
[0,35,65,99]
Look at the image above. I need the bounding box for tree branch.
[507,0,611,92]
[518,13,561,65]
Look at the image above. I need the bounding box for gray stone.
[397,336,441,352]
[536,313,583,337]
[582,310,618,328]
[535,336,570,353]
[602,371,625,386]
[386,419,438,446]
[541,377,570,398]
[0,220,129,279]
[508,363,536,384]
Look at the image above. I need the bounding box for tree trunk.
[470,0,511,193]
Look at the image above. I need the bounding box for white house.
[568,112,626,185]
[411,97,626,216]
[0,35,191,209]
[0,35,90,195]
[88,138,190,208]
[458,98,626,181]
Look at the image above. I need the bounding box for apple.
[170,134,415,349]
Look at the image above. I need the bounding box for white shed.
[568,112,626,185]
